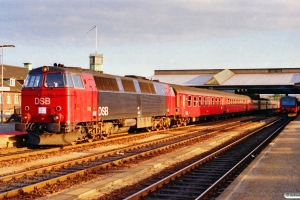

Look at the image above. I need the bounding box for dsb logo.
[35,97,50,105]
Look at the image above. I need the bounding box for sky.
[1,0,300,77]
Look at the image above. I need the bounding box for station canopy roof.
[148,68,300,95]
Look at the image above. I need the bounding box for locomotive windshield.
[24,73,84,88]
[281,97,296,106]
[45,73,71,87]
[24,74,43,88]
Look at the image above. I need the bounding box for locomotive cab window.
[65,74,74,87]
[72,74,84,88]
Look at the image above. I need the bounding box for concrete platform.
[0,123,27,148]
[217,115,300,200]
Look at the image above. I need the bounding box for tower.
[89,53,103,72]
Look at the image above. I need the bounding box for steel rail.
[195,117,290,199]
[0,117,250,163]
[124,117,286,200]
[0,119,265,199]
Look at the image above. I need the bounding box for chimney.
[24,62,33,70]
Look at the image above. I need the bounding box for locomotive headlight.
[52,114,63,123]
[21,113,31,123]
[42,66,49,73]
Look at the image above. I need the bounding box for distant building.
[0,64,29,119]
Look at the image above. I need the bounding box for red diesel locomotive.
[15,64,278,145]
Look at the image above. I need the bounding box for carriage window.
[207,97,210,106]
[188,96,192,107]
[212,98,214,106]
[199,97,202,106]
[24,74,43,88]
[194,96,197,107]
[203,97,206,106]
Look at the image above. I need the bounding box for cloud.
[1,1,300,46]
[0,0,300,44]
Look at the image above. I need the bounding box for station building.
[148,68,300,96]
[0,64,29,120]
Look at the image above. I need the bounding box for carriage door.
[137,94,142,117]
[182,95,186,116]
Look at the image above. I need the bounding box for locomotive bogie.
[149,117,172,130]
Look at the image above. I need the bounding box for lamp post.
[1,45,15,124]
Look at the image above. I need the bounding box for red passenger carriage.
[171,85,251,124]
[280,96,299,117]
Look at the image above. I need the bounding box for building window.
[7,94,11,104]
[14,94,19,104]
[10,78,15,86]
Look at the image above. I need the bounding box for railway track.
[0,115,258,166]
[122,116,290,200]
[0,115,278,199]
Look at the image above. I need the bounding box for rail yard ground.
[36,116,275,199]
[217,115,300,200]
[1,115,299,199]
